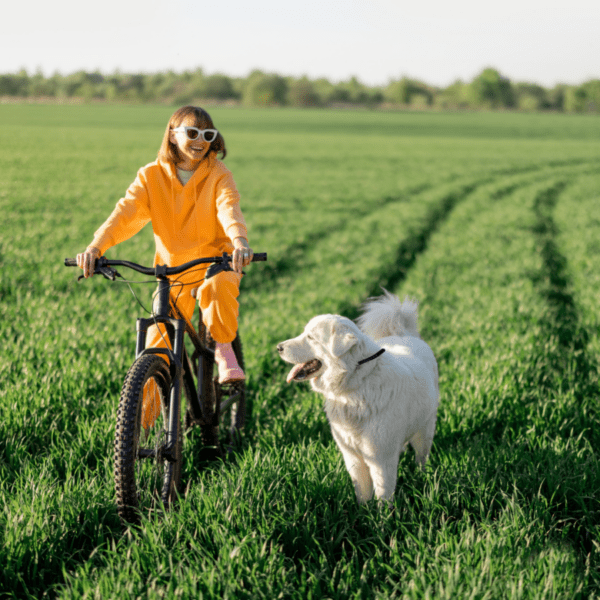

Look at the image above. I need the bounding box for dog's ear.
[329,328,358,357]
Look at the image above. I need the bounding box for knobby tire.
[114,354,182,525]
[198,319,248,451]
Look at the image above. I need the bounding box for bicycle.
[65,251,267,525]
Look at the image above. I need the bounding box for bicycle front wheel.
[114,354,182,525]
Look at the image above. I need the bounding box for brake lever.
[206,261,233,279]
[206,251,247,280]
[98,266,120,281]
[77,265,121,282]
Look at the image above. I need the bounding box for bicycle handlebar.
[64,252,267,278]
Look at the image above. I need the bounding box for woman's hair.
[157,105,227,164]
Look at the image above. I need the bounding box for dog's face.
[277,315,360,383]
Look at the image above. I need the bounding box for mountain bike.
[64,252,267,525]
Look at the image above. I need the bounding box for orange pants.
[141,269,241,430]
[146,269,242,351]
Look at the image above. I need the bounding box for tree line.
[1,67,599,113]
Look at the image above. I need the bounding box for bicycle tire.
[225,334,248,446]
[199,325,248,449]
[114,354,182,525]
[196,318,219,451]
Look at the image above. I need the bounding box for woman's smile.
[169,116,212,169]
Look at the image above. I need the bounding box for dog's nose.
[276,343,284,353]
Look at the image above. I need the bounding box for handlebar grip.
[64,258,78,267]
[252,252,267,262]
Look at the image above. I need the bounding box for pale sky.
[3,0,598,88]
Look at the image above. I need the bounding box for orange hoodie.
[91,155,248,267]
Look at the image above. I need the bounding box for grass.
[0,104,599,599]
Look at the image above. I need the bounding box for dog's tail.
[356,289,420,340]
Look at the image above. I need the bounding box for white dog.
[277,291,439,503]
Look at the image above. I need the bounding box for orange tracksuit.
[91,155,248,344]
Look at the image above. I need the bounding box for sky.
[3,0,599,88]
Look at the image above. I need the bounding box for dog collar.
[357,348,386,366]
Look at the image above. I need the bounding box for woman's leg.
[197,270,244,383]
[197,270,242,344]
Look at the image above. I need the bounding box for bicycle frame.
[65,251,266,462]
[134,273,218,463]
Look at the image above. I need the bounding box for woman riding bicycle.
[77,105,253,384]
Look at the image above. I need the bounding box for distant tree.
[169,68,203,104]
[144,72,166,101]
[327,84,351,104]
[58,71,104,100]
[385,77,433,106]
[514,82,550,111]
[230,76,246,100]
[326,76,375,105]
[469,68,515,109]
[385,78,412,104]
[435,80,470,110]
[368,88,385,106]
[563,81,600,113]
[311,78,335,105]
[287,77,321,107]
[122,73,146,101]
[564,85,589,113]
[149,70,180,101]
[203,74,238,100]
[344,76,372,104]
[3,65,598,115]
[243,71,288,106]
[28,70,57,97]
[580,80,600,112]
[547,85,567,111]
[583,79,600,112]
[0,70,30,96]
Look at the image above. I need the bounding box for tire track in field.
[530,180,593,367]
[528,180,598,408]
[527,179,599,555]
[361,181,481,302]
[245,160,596,328]
[254,182,433,285]
[337,171,549,319]
[254,168,545,320]
[251,159,596,293]
[352,160,599,312]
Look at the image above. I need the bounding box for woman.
[77,105,253,383]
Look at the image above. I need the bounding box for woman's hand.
[232,238,253,274]
[76,246,101,279]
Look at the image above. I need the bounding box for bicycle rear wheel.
[114,354,182,525]
[198,319,249,450]
[221,335,248,446]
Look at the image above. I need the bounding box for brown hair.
[157,105,227,164]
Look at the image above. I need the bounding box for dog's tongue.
[286,363,306,383]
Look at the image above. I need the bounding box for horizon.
[3,0,599,90]
[2,65,595,92]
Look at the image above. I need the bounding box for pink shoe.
[214,342,245,384]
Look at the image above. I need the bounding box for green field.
[1,104,599,599]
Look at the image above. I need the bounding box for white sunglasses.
[172,127,218,142]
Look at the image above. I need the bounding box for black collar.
[357,348,386,366]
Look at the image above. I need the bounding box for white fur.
[278,291,439,504]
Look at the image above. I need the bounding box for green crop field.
[1,103,599,599]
